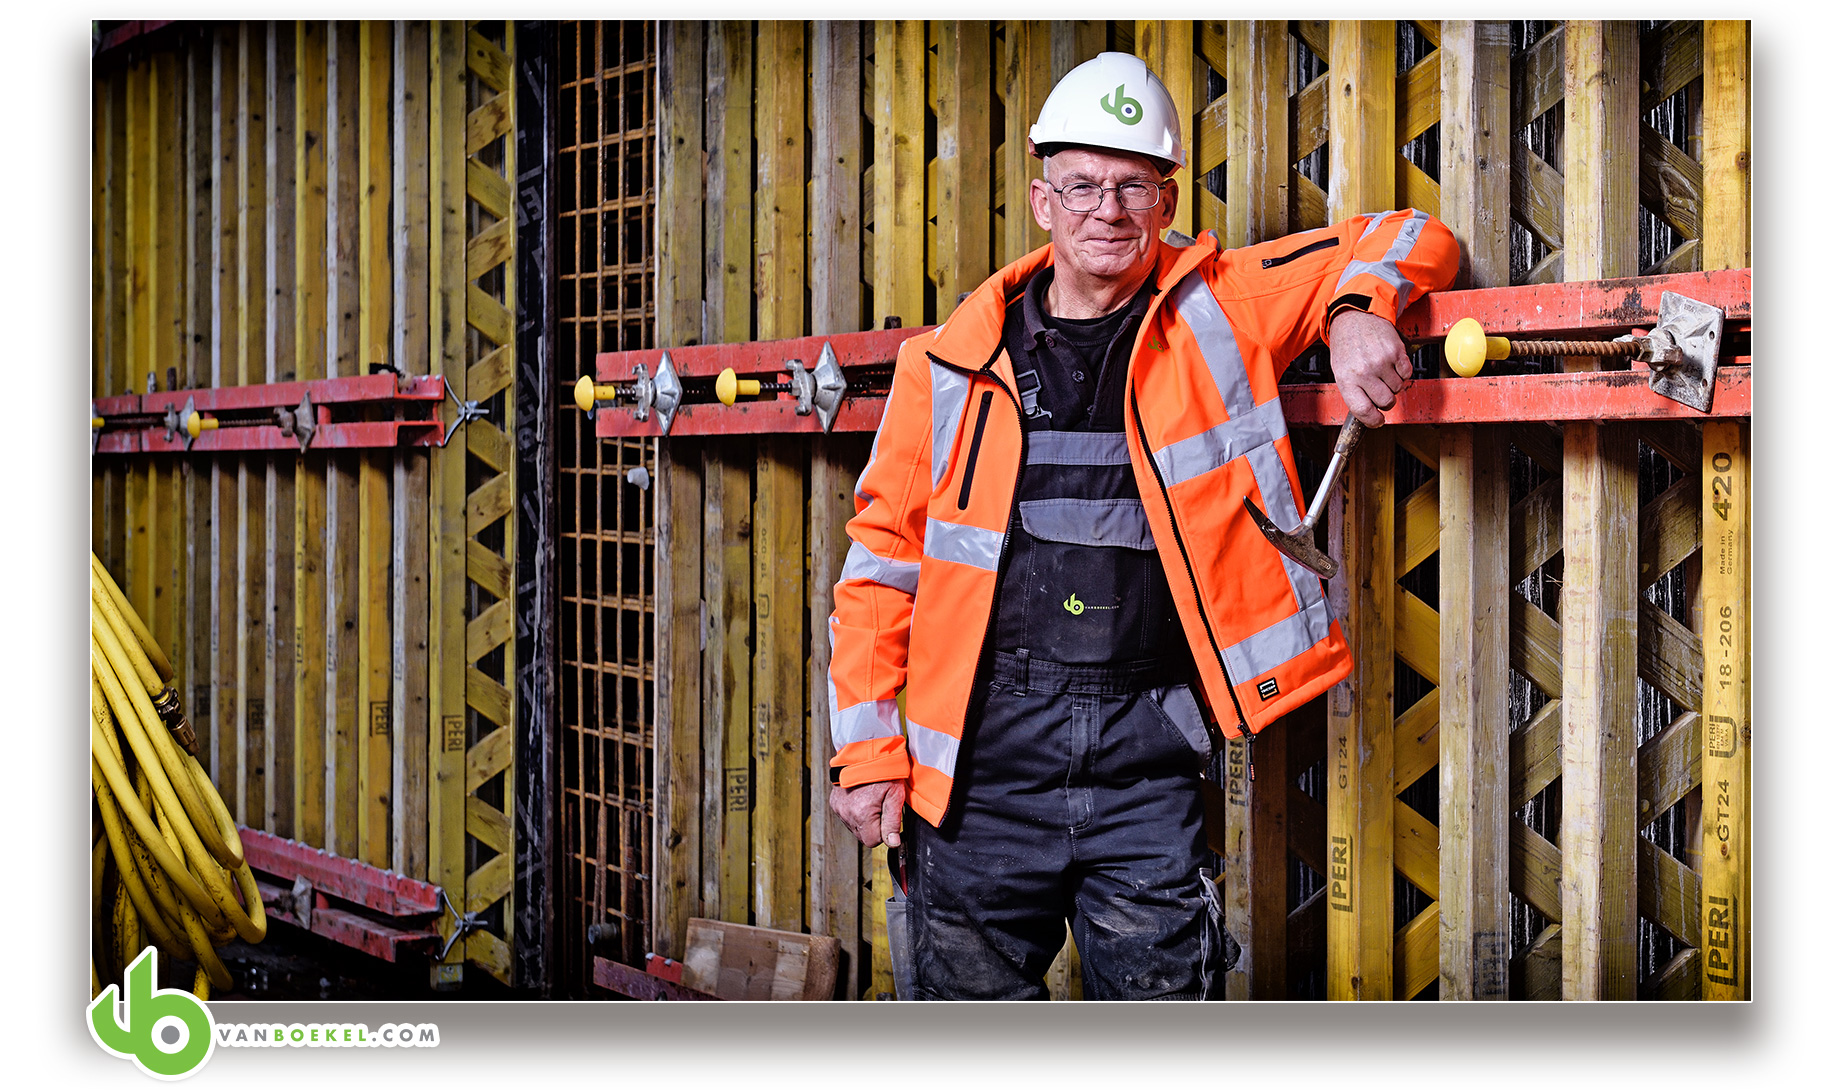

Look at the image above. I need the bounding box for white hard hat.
[1028,52,1186,173]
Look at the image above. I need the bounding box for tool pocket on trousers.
[1149,684,1216,771]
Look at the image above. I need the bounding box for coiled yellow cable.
[91,554,266,999]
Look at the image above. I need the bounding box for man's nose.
[1091,187,1130,219]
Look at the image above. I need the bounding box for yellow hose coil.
[90,554,266,1000]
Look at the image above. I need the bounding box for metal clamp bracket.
[440,379,489,447]
[436,888,485,962]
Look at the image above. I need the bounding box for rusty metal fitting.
[152,685,199,757]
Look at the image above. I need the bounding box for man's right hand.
[829,779,906,849]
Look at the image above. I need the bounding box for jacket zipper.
[956,390,995,510]
[1129,386,1252,738]
[1260,236,1338,269]
[927,350,1027,769]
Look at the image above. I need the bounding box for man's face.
[1028,147,1176,289]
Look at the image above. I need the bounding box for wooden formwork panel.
[90,19,520,988]
[642,18,1749,1005]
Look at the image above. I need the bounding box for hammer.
[1241,412,1361,581]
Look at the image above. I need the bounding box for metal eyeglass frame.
[1049,180,1165,213]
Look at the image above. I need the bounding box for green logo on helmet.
[1099,84,1143,125]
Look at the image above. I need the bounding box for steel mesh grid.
[554,19,657,981]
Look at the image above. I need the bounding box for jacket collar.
[925,231,1219,387]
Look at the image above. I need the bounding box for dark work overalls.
[907,268,1234,1001]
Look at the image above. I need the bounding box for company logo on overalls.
[89,948,215,1080]
[1099,84,1143,125]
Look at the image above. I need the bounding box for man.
[826,52,1458,1000]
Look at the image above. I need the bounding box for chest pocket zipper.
[957,389,995,510]
[1260,236,1338,269]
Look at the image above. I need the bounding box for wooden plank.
[1395,49,1440,146]
[1639,475,1698,587]
[1287,784,1328,879]
[237,25,271,830]
[1638,710,1700,824]
[465,794,511,855]
[682,919,843,1002]
[1221,22,1290,248]
[1511,476,1562,582]
[863,844,894,999]
[1512,24,1563,130]
[1638,598,1701,713]
[293,19,329,850]
[872,21,925,327]
[1700,422,1749,998]
[1441,21,1511,292]
[704,22,753,344]
[1325,421,1393,1001]
[809,20,866,995]
[1557,20,1641,1001]
[752,438,806,932]
[1514,923,1562,1000]
[1637,837,1700,950]
[1393,477,1438,579]
[1002,21,1052,263]
[1136,20,1192,234]
[1509,701,1561,807]
[466,724,513,795]
[1392,800,1438,900]
[1640,125,1700,244]
[1642,946,1701,1001]
[755,19,805,344]
[1509,821,1562,923]
[392,19,432,880]
[1641,20,1703,112]
[264,22,299,840]
[1393,903,1439,1000]
[1328,20,1395,221]
[653,20,706,963]
[933,21,992,300]
[1439,419,1510,1000]
[1510,143,1564,254]
[1509,594,1561,699]
[1699,20,1749,1001]
[427,17,470,982]
[183,47,213,807]
[1393,586,1438,685]
[1292,73,1328,164]
[356,20,392,870]
[325,20,362,860]
[1392,690,1439,795]
[208,29,241,815]
[703,442,753,925]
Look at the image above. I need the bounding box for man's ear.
[1156,178,1179,229]
[1029,177,1057,233]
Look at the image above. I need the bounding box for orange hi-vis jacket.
[828,209,1459,826]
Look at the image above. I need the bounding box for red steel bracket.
[93,372,451,454]
[588,268,1751,437]
[239,827,444,963]
[592,955,720,1001]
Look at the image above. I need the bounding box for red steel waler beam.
[238,826,443,917]
[589,268,1752,437]
[93,373,449,454]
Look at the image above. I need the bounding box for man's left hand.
[1328,309,1413,428]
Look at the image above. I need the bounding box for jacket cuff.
[1325,292,1382,333]
[831,748,911,790]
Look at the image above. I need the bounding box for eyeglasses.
[1049,180,1164,213]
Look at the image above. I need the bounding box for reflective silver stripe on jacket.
[1150,397,1288,488]
[1025,430,1131,466]
[1221,596,1335,683]
[922,517,1004,572]
[839,540,921,596]
[930,361,972,489]
[829,696,906,749]
[1160,269,1331,678]
[1335,208,1430,316]
[906,718,960,778]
